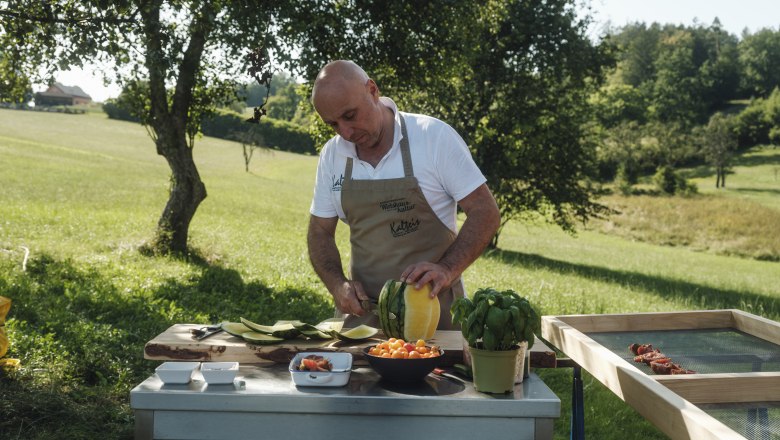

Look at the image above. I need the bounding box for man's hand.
[400,262,454,299]
[401,184,500,298]
[333,280,370,316]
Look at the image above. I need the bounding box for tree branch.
[171,2,217,135]
[0,8,138,25]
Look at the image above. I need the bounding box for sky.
[50,0,780,103]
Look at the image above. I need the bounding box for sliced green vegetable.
[241,331,284,345]
[332,324,379,342]
[221,322,252,337]
[240,318,300,339]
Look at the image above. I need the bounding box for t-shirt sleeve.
[435,123,487,202]
[309,148,339,218]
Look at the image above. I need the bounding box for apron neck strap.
[344,114,413,179]
[399,115,414,177]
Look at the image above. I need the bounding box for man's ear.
[366,79,380,100]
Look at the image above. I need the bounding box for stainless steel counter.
[131,364,560,440]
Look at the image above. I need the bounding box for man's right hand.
[333,280,370,316]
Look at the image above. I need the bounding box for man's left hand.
[400,262,454,298]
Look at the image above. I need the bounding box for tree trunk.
[154,138,207,253]
[141,0,214,254]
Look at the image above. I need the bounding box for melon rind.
[221,322,252,337]
[333,324,379,342]
[241,331,284,345]
[378,280,440,341]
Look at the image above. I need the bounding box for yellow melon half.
[402,283,440,341]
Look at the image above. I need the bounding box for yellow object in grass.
[0,296,10,358]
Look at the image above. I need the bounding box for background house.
[35,83,92,106]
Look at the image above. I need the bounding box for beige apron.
[340,115,464,329]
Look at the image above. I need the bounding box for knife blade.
[360,299,396,319]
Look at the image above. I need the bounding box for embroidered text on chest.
[379,198,415,213]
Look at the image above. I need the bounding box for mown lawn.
[1,109,778,439]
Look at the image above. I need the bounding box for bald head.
[311,60,371,105]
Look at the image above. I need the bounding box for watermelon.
[378,280,440,341]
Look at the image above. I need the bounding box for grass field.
[1,108,779,439]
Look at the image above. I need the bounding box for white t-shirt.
[309,98,486,232]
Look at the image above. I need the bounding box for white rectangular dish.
[155,362,200,384]
[289,352,353,387]
[201,361,239,384]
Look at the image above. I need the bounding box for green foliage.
[606,20,741,128]
[3,110,780,438]
[739,28,780,97]
[200,110,316,155]
[652,165,697,195]
[284,0,616,243]
[589,84,649,128]
[451,288,540,351]
[241,72,297,108]
[0,54,33,104]
[696,112,738,187]
[733,88,780,147]
[102,81,150,123]
[266,83,301,121]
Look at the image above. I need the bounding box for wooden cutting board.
[144,324,467,366]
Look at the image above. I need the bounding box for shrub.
[102,100,140,122]
[734,88,780,148]
[653,165,697,195]
[200,111,316,155]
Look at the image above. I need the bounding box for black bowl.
[362,346,444,382]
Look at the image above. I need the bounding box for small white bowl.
[201,362,239,384]
[289,352,352,387]
[155,362,200,384]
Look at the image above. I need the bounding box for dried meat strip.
[629,343,696,375]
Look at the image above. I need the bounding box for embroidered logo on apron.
[379,198,415,213]
[390,217,421,237]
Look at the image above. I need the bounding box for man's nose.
[338,123,354,140]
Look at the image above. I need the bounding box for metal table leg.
[571,364,585,440]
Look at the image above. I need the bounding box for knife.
[360,299,396,319]
[190,325,223,340]
[432,368,469,384]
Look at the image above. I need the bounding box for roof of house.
[36,83,92,99]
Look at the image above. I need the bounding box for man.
[307,60,500,328]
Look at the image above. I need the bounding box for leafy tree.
[3,0,613,251]
[597,121,644,185]
[266,82,300,121]
[734,88,780,147]
[606,20,741,127]
[697,19,741,110]
[608,22,662,88]
[650,29,705,125]
[698,112,738,188]
[242,71,296,107]
[589,83,648,128]
[0,54,32,104]
[1,1,296,253]
[287,0,616,246]
[739,28,780,98]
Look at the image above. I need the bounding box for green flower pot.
[468,345,520,393]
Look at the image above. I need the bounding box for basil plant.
[451,288,541,351]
